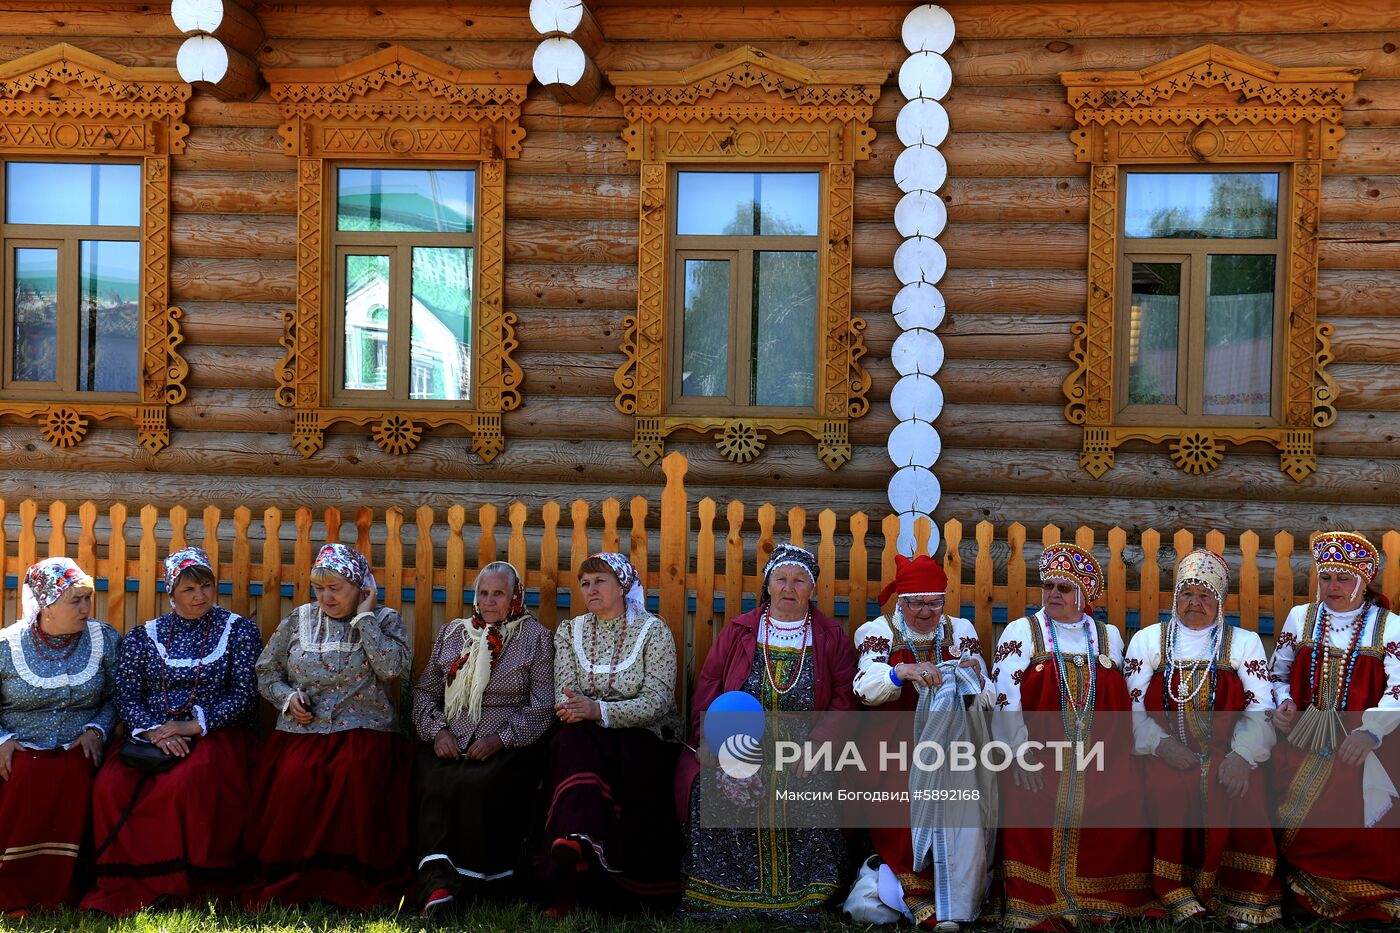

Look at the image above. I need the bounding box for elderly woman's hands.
[356,585,377,616]
[0,738,16,781]
[556,688,601,724]
[145,719,201,757]
[1273,699,1298,734]
[286,692,314,726]
[75,726,104,766]
[1155,736,1200,771]
[1217,752,1252,798]
[895,662,942,689]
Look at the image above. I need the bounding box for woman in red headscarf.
[1124,548,1280,924]
[991,543,1155,929]
[1268,531,1400,920]
[852,554,991,928]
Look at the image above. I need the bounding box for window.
[1059,46,1358,481]
[266,47,530,461]
[0,46,190,453]
[609,48,886,469]
[2,162,142,397]
[672,170,819,411]
[1118,169,1286,424]
[331,167,475,405]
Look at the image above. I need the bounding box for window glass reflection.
[681,259,730,397]
[1126,262,1181,407]
[410,247,472,400]
[337,169,474,233]
[6,163,140,226]
[342,254,391,391]
[1125,172,1278,239]
[77,240,139,393]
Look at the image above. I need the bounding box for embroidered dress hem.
[0,745,95,911]
[243,727,412,910]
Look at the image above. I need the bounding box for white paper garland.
[888,5,954,557]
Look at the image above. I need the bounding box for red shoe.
[550,836,585,870]
[420,888,453,916]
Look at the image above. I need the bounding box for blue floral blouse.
[115,606,261,738]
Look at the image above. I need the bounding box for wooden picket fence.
[1,451,1397,689]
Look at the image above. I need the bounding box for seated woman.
[82,547,261,916]
[677,543,859,924]
[852,554,992,930]
[991,543,1155,929]
[540,552,681,917]
[1125,548,1279,924]
[243,542,413,910]
[1269,531,1400,920]
[0,558,118,914]
[411,560,554,913]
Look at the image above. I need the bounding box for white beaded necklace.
[1165,619,1220,705]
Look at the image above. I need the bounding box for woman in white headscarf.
[411,560,554,914]
[1124,548,1279,924]
[538,552,681,917]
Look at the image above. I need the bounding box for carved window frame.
[1060,45,1359,481]
[609,48,884,470]
[267,47,530,461]
[0,45,190,452]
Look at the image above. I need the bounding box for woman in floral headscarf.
[676,543,859,923]
[0,558,118,914]
[83,547,261,916]
[411,560,554,914]
[1125,548,1279,924]
[539,552,681,917]
[1268,531,1400,920]
[242,542,413,910]
[991,543,1154,929]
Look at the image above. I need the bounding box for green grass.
[0,902,1375,933]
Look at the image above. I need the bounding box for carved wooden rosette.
[266,47,529,461]
[1059,45,1359,482]
[0,45,190,452]
[609,48,882,470]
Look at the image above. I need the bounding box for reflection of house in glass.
[341,249,471,401]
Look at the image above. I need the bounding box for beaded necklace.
[1308,600,1370,712]
[586,612,630,698]
[158,610,217,718]
[761,607,811,696]
[894,609,943,666]
[1045,613,1096,739]
[29,621,82,662]
[1162,620,1221,751]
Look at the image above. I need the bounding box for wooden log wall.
[0,1,1392,547]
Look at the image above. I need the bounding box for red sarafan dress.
[1125,621,1281,923]
[1268,600,1400,920]
[992,612,1157,930]
[852,614,990,926]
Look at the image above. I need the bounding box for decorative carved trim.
[610,48,884,469]
[0,46,188,451]
[1060,46,1356,482]
[1313,323,1339,429]
[632,415,853,469]
[268,48,529,460]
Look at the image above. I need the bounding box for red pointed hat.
[879,554,948,605]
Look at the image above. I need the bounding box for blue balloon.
[703,690,765,752]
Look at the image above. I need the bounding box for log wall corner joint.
[0,45,190,454]
[1058,45,1359,483]
[607,48,884,471]
[266,47,531,463]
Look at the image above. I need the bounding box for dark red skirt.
[242,727,412,910]
[80,729,255,917]
[0,745,96,911]
[538,721,680,904]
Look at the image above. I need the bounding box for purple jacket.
[673,604,859,820]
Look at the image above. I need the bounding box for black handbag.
[118,736,195,775]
